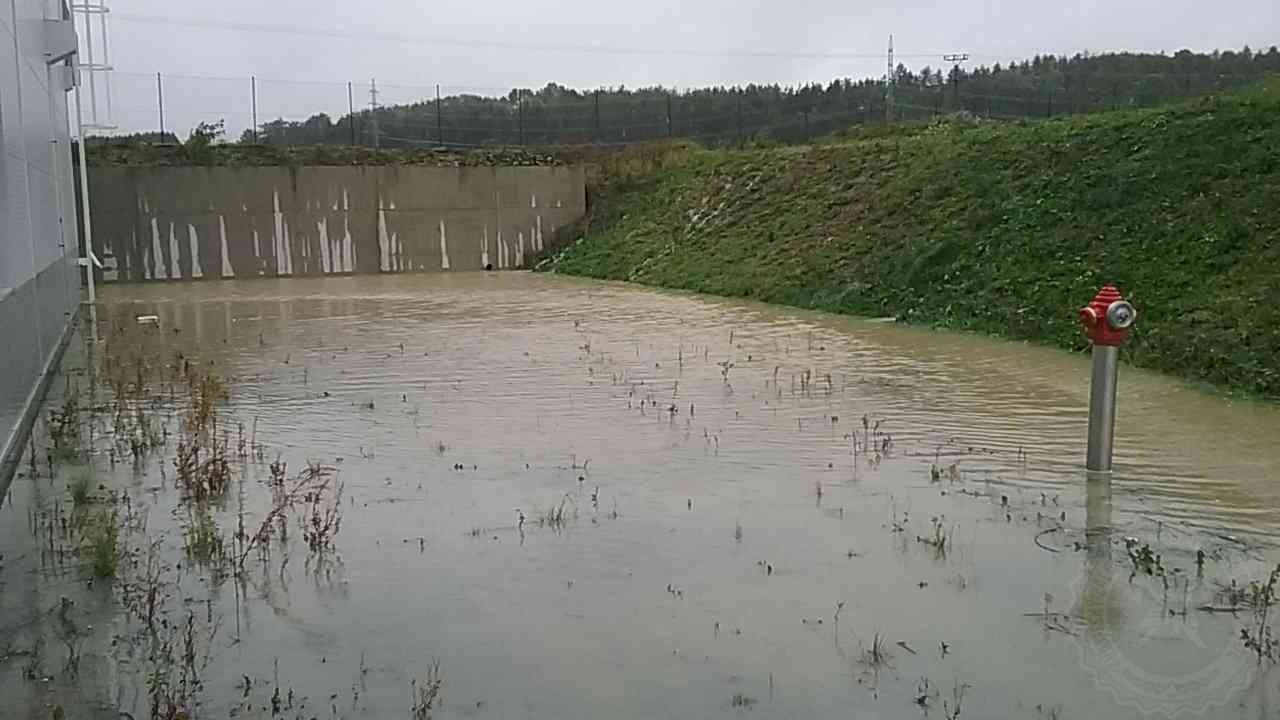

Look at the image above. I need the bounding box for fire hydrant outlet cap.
[1106,300,1136,331]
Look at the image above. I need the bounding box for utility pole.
[593,89,600,142]
[250,75,258,143]
[884,34,895,124]
[369,78,380,149]
[347,82,356,145]
[156,72,165,140]
[436,84,443,147]
[942,53,969,110]
[803,110,810,141]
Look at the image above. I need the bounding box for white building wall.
[0,0,80,485]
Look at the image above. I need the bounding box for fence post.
[251,75,258,143]
[666,92,673,138]
[736,91,743,148]
[803,110,809,141]
[156,72,165,140]
[436,84,443,147]
[593,90,600,142]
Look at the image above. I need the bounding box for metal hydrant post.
[1079,285,1136,472]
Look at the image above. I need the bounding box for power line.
[111,12,952,61]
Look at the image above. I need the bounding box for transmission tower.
[942,53,970,109]
[885,34,895,124]
[369,79,380,149]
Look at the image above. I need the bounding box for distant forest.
[100,48,1280,149]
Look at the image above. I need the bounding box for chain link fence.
[96,64,1278,150]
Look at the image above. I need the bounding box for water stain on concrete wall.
[88,165,586,282]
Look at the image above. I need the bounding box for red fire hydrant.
[1079,284,1136,347]
[1080,284,1136,473]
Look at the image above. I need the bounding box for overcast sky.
[82,0,1280,136]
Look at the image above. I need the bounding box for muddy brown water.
[4,272,1280,719]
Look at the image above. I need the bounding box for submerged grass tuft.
[82,509,121,579]
[411,660,443,720]
[68,465,93,507]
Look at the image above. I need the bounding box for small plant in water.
[48,386,82,462]
[1241,564,1280,663]
[730,692,756,709]
[82,508,121,579]
[304,480,344,554]
[68,466,92,507]
[411,659,443,719]
[538,495,576,530]
[1126,541,1164,580]
[943,679,970,720]
[862,631,891,668]
[183,504,227,568]
[917,516,952,557]
[915,676,937,710]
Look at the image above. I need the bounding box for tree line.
[98,47,1280,149]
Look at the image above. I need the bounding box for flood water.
[5,271,1280,719]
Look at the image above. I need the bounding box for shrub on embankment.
[544,78,1280,399]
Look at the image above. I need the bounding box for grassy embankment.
[545,78,1280,399]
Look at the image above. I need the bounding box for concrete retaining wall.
[87,165,587,282]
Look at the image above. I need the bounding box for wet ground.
[4,271,1280,719]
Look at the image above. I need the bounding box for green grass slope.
[546,79,1280,399]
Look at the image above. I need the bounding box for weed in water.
[1126,540,1165,580]
[82,508,121,579]
[917,516,952,558]
[862,632,892,668]
[730,692,756,709]
[1240,564,1280,662]
[235,462,340,573]
[183,504,227,568]
[48,386,82,463]
[67,466,92,507]
[304,479,344,554]
[943,679,970,720]
[915,677,937,710]
[538,495,576,530]
[411,659,444,720]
